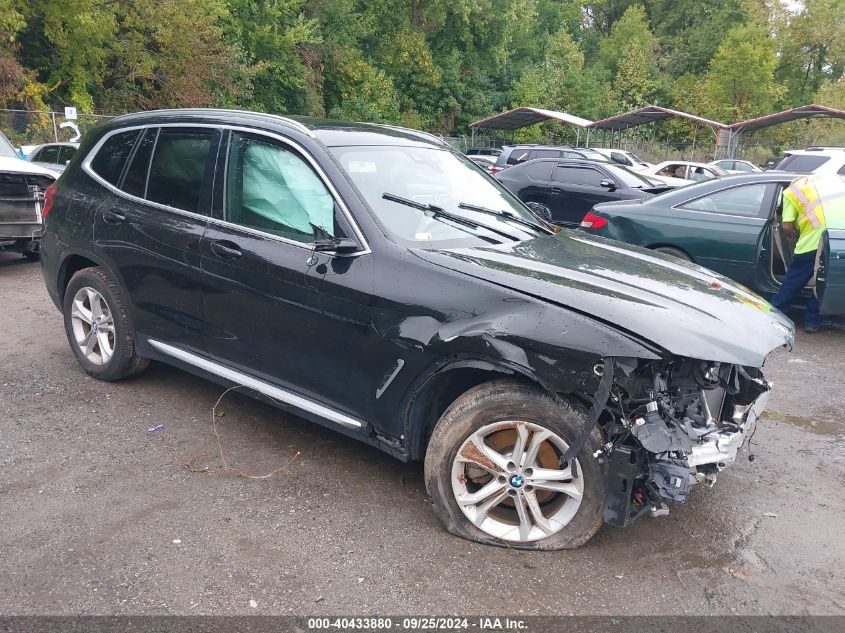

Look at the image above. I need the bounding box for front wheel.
[62,267,149,381]
[424,380,605,550]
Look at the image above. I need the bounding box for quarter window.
[146,128,215,213]
[679,184,769,217]
[91,130,141,185]
[122,128,158,198]
[225,133,336,243]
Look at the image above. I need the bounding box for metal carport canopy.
[589,105,727,131]
[727,103,845,132]
[469,107,594,130]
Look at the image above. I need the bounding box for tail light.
[41,182,57,219]
[490,166,499,174]
[580,210,607,229]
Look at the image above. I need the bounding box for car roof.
[30,142,80,149]
[780,148,845,157]
[102,108,448,149]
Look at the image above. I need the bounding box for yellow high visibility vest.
[784,175,845,254]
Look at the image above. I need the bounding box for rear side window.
[530,149,562,160]
[507,149,531,165]
[776,154,829,173]
[679,183,769,217]
[37,146,60,164]
[91,130,141,185]
[146,128,215,213]
[523,161,553,181]
[57,145,76,164]
[553,166,603,186]
[838,164,845,175]
[122,128,158,198]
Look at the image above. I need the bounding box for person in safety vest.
[771,173,845,333]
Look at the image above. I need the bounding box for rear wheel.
[63,267,148,381]
[424,380,605,550]
[652,246,691,261]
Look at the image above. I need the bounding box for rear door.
[91,125,219,351]
[816,228,845,315]
[548,164,617,226]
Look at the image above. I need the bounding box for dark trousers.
[771,250,821,326]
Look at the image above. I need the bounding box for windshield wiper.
[382,193,520,242]
[457,202,554,234]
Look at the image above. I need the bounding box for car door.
[816,225,845,316]
[513,160,553,209]
[199,129,375,427]
[547,164,618,226]
[669,182,774,287]
[91,125,218,351]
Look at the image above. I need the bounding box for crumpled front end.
[599,357,772,527]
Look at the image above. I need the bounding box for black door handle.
[210,240,242,259]
[102,210,126,224]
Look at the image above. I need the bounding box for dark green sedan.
[579,172,845,316]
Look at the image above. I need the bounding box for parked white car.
[0,131,57,259]
[591,148,652,172]
[710,158,762,174]
[25,142,79,174]
[773,148,845,175]
[646,160,728,185]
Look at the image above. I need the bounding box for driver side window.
[225,133,336,243]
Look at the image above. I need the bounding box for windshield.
[605,164,662,188]
[330,145,543,246]
[0,132,19,159]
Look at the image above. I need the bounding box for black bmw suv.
[42,109,793,549]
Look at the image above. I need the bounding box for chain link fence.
[0,109,114,150]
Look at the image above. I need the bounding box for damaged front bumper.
[599,358,772,527]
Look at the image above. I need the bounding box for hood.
[0,156,59,178]
[412,231,794,367]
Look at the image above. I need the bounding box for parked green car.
[579,172,845,316]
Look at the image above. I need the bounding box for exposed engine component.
[600,357,770,527]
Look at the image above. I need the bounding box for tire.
[62,266,149,381]
[424,379,605,550]
[652,246,692,261]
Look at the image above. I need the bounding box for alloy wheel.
[70,286,115,366]
[451,420,584,543]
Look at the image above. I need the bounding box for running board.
[147,339,364,430]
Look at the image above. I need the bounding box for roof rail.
[378,124,447,146]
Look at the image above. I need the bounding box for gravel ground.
[1,253,844,616]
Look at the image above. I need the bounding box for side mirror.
[314,236,361,254]
[599,179,616,189]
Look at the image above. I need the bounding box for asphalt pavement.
[1,252,843,616]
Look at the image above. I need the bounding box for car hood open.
[412,231,794,366]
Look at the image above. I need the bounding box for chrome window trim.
[82,122,371,256]
[148,339,364,430]
[670,181,775,220]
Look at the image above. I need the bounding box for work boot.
[804,322,822,334]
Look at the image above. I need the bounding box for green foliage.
[703,23,784,121]
[1,0,843,147]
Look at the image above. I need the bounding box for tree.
[776,0,845,105]
[703,23,784,121]
[648,0,747,75]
